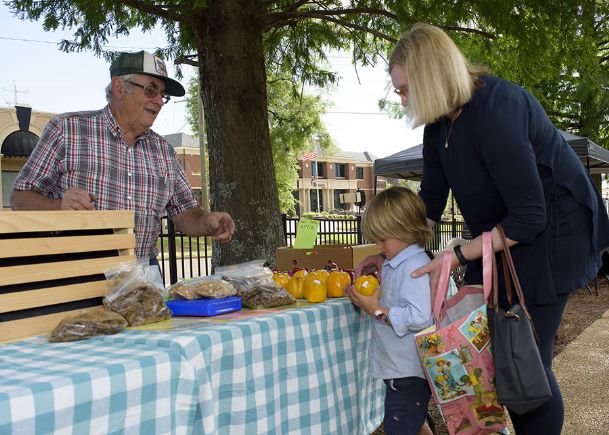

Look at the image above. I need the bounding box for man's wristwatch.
[453,244,468,266]
[374,309,390,324]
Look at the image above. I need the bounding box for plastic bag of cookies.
[167,276,237,300]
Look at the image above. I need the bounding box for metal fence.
[282,214,469,251]
[158,217,212,286]
[158,215,471,285]
[281,214,363,246]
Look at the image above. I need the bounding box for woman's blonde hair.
[362,186,432,247]
[389,23,488,126]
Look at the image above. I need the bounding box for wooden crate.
[0,210,136,342]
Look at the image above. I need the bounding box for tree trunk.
[196,0,284,268]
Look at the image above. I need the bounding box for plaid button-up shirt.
[13,105,198,258]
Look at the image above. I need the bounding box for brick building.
[296,151,386,214]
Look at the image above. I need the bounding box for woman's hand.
[345,284,380,316]
[353,254,385,281]
[410,254,455,305]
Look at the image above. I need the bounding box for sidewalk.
[553,308,609,434]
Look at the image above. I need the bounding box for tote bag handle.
[433,231,493,321]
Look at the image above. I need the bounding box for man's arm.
[172,207,235,242]
[10,188,96,210]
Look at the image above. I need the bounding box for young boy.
[347,186,434,435]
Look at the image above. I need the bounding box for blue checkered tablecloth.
[100,298,385,435]
[0,338,198,435]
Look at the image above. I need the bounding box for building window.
[334,189,347,210]
[356,167,364,179]
[310,189,323,212]
[335,164,346,178]
[312,162,324,178]
[2,172,18,208]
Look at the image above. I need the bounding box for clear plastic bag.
[216,259,274,293]
[167,275,237,300]
[103,262,172,326]
[239,283,296,310]
[49,307,128,343]
[104,261,164,303]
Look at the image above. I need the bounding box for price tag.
[293,219,320,249]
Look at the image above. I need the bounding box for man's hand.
[60,187,97,210]
[204,211,235,242]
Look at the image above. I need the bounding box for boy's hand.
[345,285,381,316]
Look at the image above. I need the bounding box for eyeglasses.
[125,80,171,104]
[393,86,408,97]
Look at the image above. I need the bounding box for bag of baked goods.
[49,307,128,343]
[103,262,172,326]
[239,282,296,309]
[216,259,274,293]
[167,276,237,300]
[215,260,295,309]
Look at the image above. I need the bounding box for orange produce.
[286,276,305,299]
[354,275,379,296]
[327,271,346,297]
[272,272,290,288]
[303,273,327,303]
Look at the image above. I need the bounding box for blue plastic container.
[166,296,242,317]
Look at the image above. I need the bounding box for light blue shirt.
[369,244,433,380]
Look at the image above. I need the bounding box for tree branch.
[317,15,397,42]
[118,0,192,23]
[260,7,496,40]
[440,25,496,39]
[260,7,397,32]
[175,53,199,66]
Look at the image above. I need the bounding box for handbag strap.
[496,224,534,322]
[433,232,492,321]
[501,253,514,306]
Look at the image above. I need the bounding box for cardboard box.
[275,244,380,271]
[0,210,136,342]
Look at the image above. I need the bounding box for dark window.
[356,167,364,179]
[335,164,346,178]
[310,189,323,212]
[334,189,346,209]
[312,162,324,178]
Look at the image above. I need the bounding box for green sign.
[293,219,320,249]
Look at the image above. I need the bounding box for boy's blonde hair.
[362,186,432,247]
[389,22,488,126]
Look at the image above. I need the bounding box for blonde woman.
[356,23,609,434]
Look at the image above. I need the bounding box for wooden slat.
[0,210,134,233]
[0,255,137,287]
[0,233,136,259]
[0,308,94,343]
[0,281,109,313]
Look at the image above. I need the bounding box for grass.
[156,235,212,258]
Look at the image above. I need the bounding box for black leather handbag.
[490,225,552,415]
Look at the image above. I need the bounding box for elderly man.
[10,51,234,264]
